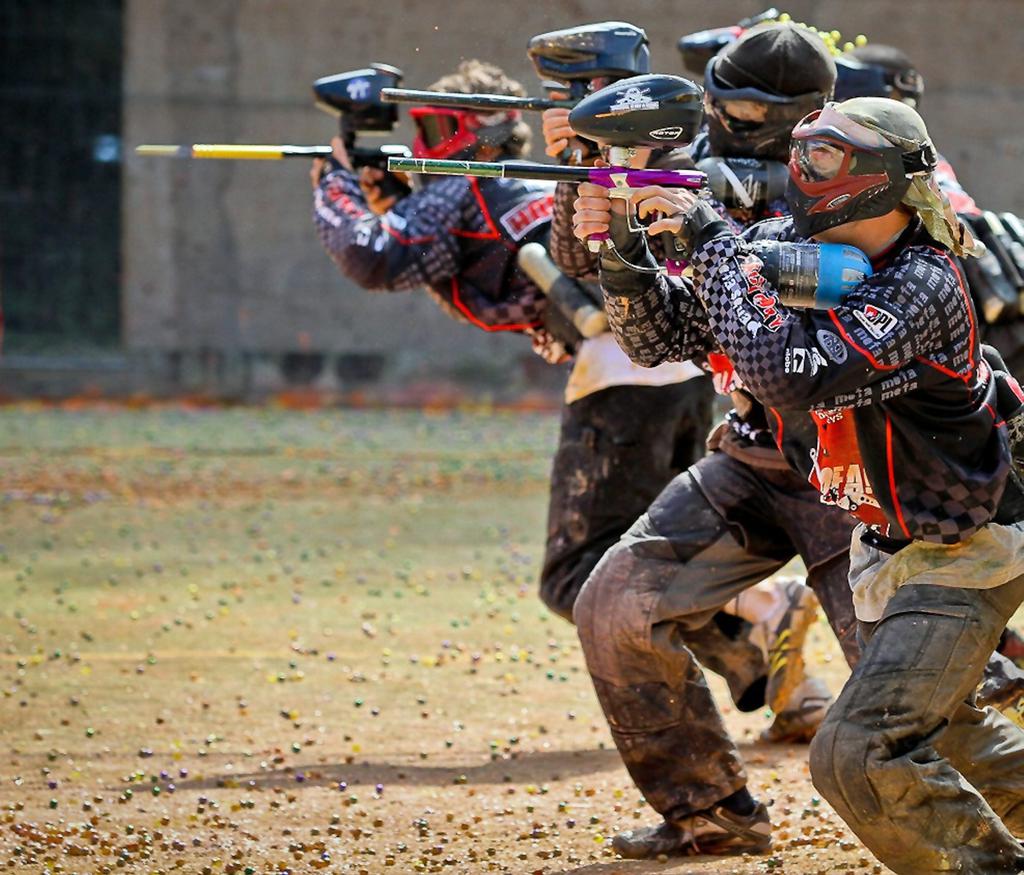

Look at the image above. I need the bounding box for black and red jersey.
[692,217,1011,543]
[314,166,555,337]
[600,217,1014,543]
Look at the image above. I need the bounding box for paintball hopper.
[137,62,411,181]
[677,8,779,75]
[528,22,650,89]
[313,63,403,132]
[569,74,704,150]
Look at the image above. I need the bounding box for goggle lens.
[413,113,461,149]
[710,98,763,133]
[793,139,846,182]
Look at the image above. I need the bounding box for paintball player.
[550,22,859,756]
[578,96,1024,871]
[837,42,1024,670]
[310,58,772,705]
[533,22,822,734]
[313,60,561,358]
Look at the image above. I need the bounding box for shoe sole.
[690,833,773,857]
[613,810,773,860]
[765,584,819,716]
[612,834,772,860]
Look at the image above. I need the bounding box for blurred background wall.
[4,0,1024,397]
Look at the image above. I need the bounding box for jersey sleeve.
[313,168,464,291]
[600,263,716,367]
[548,181,600,280]
[690,232,970,410]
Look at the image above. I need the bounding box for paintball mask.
[704,23,836,162]
[835,45,924,106]
[786,102,936,238]
[410,107,522,160]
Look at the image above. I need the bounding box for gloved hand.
[603,210,655,271]
[572,181,655,273]
[631,186,727,258]
[310,136,353,189]
[358,166,410,215]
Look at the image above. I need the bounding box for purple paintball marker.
[387,157,704,274]
[390,74,708,275]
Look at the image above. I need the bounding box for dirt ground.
[0,406,887,874]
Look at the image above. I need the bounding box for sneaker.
[760,676,834,743]
[612,801,772,859]
[751,578,821,717]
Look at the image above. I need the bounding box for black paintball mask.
[785,103,936,238]
[835,46,924,107]
[705,66,826,162]
[703,23,836,163]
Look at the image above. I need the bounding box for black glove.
[313,154,348,185]
[599,210,657,273]
[670,198,729,258]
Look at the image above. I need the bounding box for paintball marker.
[379,89,575,113]
[137,63,412,196]
[389,75,707,275]
[380,21,650,114]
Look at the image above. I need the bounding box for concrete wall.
[122,0,1024,383]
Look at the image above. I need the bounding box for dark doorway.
[0,0,124,353]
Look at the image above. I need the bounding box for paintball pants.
[810,528,1024,875]
[573,450,860,820]
[539,378,714,621]
[540,380,782,708]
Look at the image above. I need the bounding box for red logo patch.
[808,408,886,526]
[500,196,554,241]
[741,255,784,332]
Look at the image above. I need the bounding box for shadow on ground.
[170,746,624,792]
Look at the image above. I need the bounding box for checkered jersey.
[601,267,716,368]
[314,168,549,334]
[691,217,1011,543]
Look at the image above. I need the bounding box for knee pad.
[808,718,846,801]
[573,542,658,676]
[809,716,882,824]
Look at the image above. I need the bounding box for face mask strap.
[901,143,937,174]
